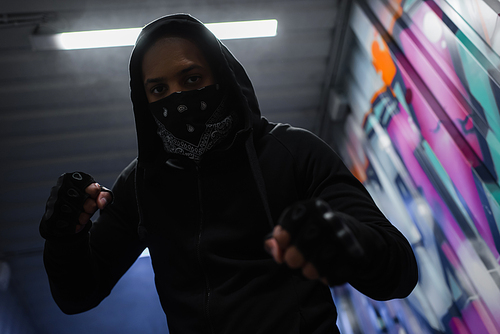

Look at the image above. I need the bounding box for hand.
[264,226,328,285]
[77,183,113,232]
[264,199,364,286]
[40,172,114,239]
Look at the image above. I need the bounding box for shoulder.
[265,122,317,139]
[120,159,138,178]
[257,122,347,180]
[262,122,336,158]
[112,159,138,193]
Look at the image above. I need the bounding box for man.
[40,14,418,333]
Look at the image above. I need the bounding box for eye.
[185,76,201,85]
[151,85,166,95]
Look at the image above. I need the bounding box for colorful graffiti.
[333,0,500,333]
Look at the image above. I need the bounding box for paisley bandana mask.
[148,84,234,162]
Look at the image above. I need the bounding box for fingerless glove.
[39,172,96,239]
[278,198,365,285]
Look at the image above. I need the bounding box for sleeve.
[42,160,146,314]
[282,127,418,300]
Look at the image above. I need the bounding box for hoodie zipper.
[196,165,215,334]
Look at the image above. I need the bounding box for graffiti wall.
[333,0,500,332]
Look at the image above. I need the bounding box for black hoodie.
[42,14,418,334]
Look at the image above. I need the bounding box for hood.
[129,14,264,163]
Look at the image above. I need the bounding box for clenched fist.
[39,172,113,239]
[264,199,364,286]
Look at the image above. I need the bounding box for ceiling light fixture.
[31,19,278,50]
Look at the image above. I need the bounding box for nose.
[167,83,186,96]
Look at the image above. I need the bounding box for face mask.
[148,84,234,162]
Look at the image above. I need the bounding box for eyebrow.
[143,64,203,86]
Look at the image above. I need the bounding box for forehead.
[141,36,209,76]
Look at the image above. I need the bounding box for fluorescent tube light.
[206,19,278,40]
[33,19,278,50]
[55,27,142,50]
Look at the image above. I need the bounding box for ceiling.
[0,0,347,333]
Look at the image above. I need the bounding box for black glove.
[39,172,96,239]
[278,198,364,285]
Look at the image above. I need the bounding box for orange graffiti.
[365,32,398,123]
[366,0,402,131]
[371,36,397,88]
